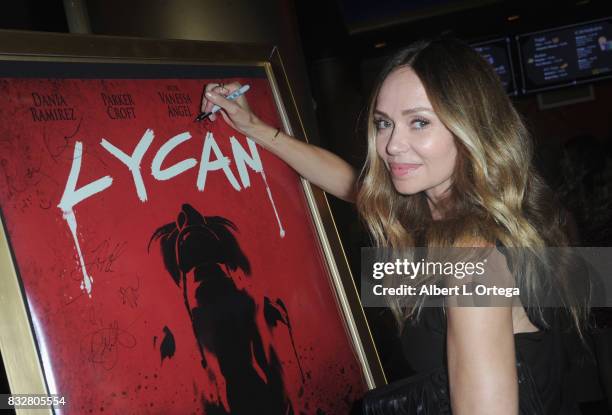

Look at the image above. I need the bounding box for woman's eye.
[374,119,392,130]
[412,118,430,129]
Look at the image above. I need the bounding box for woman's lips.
[389,162,422,177]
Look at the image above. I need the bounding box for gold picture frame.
[0,29,385,414]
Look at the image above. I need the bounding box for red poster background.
[0,70,366,414]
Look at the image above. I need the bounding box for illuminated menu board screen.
[472,37,517,95]
[517,18,612,93]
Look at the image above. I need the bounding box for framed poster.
[0,30,385,414]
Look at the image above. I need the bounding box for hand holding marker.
[195,84,251,122]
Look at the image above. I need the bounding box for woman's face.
[375,67,457,202]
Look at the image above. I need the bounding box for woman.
[201,37,588,414]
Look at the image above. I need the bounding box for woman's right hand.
[200,82,358,202]
[201,82,263,137]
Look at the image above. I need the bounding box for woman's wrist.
[245,118,282,148]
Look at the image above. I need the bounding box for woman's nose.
[386,127,411,155]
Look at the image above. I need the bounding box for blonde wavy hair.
[356,37,588,333]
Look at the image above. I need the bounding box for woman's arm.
[202,83,358,202]
[446,244,518,414]
[446,306,518,414]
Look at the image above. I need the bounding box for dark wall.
[84,0,321,145]
[0,0,67,32]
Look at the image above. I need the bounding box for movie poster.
[0,61,367,414]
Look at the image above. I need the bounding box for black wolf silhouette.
[149,204,294,414]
